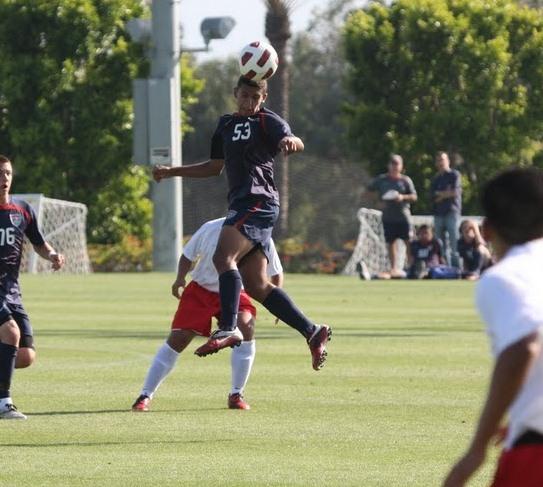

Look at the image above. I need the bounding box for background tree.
[0,0,203,245]
[344,0,543,213]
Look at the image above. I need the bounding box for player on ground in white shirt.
[131,218,283,411]
[444,167,543,487]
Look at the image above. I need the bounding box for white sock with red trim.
[141,342,179,399]
[230,340,256,395]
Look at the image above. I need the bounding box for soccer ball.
[239,41,279,81]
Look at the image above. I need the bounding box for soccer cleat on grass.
[131,394,151,412]
[228,393,251,410]
[194,328,243,357]
[0,403,27,420]
[307,324,332,371]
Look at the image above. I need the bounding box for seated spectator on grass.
[407,225,445,279]
[457,219,492,280]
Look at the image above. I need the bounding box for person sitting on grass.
[457,219,492,281]
[407,224,445,279]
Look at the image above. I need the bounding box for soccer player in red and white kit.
[0,155,65,419]
[153,76,331,370]
[443,167,543,487]
[132,217,283,411]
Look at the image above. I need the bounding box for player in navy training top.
[153,76,331,371]
[0,155,65,419]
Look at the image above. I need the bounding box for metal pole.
[149,0,182,271]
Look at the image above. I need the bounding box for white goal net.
[343,208,481,276]
[16,194,91,274]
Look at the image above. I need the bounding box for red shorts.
[171,281,256,337]
[491,445,543,487]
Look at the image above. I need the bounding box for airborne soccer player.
[0,155,65,419]
[153,74,331,370]
[132,217,283,412]
[443,167,543,487]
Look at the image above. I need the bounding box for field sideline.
[0,273,497,486]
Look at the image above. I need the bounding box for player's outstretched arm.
[33,243,65,271]
[443,331,540,487]
[278,136,304,156]
[152,159,224,183]
[172,255,193,299]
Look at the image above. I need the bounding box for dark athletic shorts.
[383,220,411,243]
[224,199,279,261]
[0,301,34,349]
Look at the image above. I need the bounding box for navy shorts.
[224,199,279,261]
[383,220,411,243]
[0,301,34,349]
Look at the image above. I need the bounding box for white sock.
[230,340,256,395]
[141,342,180,399]
[0,397,13,409]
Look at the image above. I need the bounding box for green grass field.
[0,273,498,486]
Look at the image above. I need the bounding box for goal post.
[15,194,91,274]
[343,208,482,276]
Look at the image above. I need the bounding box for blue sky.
[180,0,332,61]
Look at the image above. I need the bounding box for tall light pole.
[128,3,235,271]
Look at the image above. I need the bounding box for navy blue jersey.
[210,107,293,206]
[0,198,45,304]
[410,238,443,267]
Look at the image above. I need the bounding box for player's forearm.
[401,193,417,202]
[33,242,57,260]
[170,161,222,178]
[469,333,540,451]
[176,255,193,281]
[154,160,223,182]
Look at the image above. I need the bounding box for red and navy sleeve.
[23,203,45,246]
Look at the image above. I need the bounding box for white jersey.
[476,238,543,448]
[182,217,283,293]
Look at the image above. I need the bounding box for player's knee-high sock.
[231,340,256,395]
[141,342,179,399]
[262,288,315,338]
[0,343,17,403]
[219,270,242,331]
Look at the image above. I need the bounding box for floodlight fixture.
[200,16,236,47]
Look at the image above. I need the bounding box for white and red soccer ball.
[239,41,279,81]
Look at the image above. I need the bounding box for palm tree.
[265,0,295,236]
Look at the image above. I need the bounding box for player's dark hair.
[481,166,543,245]
[0,155,11,165]
[417,224,431,234]
[237,75,267,92]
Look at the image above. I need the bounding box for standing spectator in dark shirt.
[407,225,445,279]
[457,219,492,280]
[430,152,462,267]
[367,154,418,276]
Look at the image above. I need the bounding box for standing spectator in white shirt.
[443,167,543,487]
[131,218,283,412]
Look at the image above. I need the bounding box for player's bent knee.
[0,319,20,345]
[244,282,270,302]
[15,347,35,368]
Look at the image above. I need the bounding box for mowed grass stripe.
[0,274,496,486]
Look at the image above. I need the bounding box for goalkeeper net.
[15,194,91,274]
[343,208,482,276]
